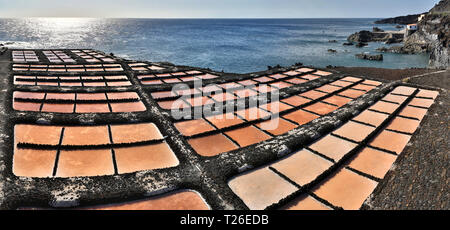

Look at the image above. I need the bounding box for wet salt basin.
[3,49,440,210]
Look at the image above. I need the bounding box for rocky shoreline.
[347,29,403,44]
[355,53,383,61]
[344,0,449,69]
[0,44,7,55]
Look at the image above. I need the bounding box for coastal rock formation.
[355,42,368,48]
[376,21,435,54]
[373,0,449,69]
[385,35,403,44]
[347,30,376,43]
[0,46,7,55]
[355,53,383,61]
[429,38,450,69]
[406,3,449,68]
[373,27,384,32]
[429,0,450,14]
[376,45,428,54]
[347,30,403,44]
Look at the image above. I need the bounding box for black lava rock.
[355,53,383,61]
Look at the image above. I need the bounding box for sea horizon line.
[0,17,384,20]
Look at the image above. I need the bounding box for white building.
[407,24,418,30]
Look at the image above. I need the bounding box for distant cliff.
[374,14,423,25]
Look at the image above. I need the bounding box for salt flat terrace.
[0,49,444,210]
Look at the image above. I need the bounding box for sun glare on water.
[31,17,97,30]
[5,17,104,49]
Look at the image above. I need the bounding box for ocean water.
[0,18,429,73]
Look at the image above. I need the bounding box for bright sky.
[0,0,440,18]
